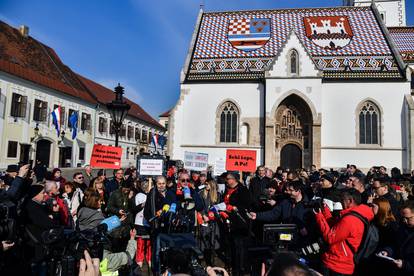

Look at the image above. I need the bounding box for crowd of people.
[0,161,414,276]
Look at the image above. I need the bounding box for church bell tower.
[343,0,406,27]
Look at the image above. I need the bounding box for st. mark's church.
[168,0,414,172]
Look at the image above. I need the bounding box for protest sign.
[90,144,122,169]
[138,158,164,176]
[225,149,257,172]
[184,151,209,171]
[213,158,226,176]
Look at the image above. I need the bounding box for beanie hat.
[321,174,335,185]
[28,184,44,198]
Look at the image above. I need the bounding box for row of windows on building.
[11,92,92,131]
[218,100,382,146]
[98,117,152,143]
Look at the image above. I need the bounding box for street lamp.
[30,123,40,142]
[106,83,131,147]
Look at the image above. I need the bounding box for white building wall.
[321,81,411,170]
[0,73,96,169]
[351,0,406,27]
[171,83,263,167]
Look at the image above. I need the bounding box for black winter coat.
[249,176,271,210]
[226,184,252,234]
[383,224,414,276]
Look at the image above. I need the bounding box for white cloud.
[97,79,143,104]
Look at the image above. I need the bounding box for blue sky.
[1,0,413,118]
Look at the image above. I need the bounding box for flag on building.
[158,135,166,150]
[69,111,78,139]
[152,134,159,151]
[51,106,61,137]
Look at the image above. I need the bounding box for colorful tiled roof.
[0,21,96,104]
[186,6,404,80]
[77,75,164,129]
[388,27,414,62]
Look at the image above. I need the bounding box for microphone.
[208,211,215,221]
[183,186,192,200]
[219,211,230,224]
[149,204,170,223]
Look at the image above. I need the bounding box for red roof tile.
[77,74,164,129]
[0,21,96,104]
[0,20,163,130]
[388,27,414,62]
[159,109,171,117]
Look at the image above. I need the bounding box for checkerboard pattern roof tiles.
[388,27,414,62]
[187,6,403,80]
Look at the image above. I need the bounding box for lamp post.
[106,83,131,147]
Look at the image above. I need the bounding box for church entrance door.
[280,144,302,170]
[274,94,313,169]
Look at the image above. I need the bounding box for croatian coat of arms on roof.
[227,18,271,51]
[304,16,354,50]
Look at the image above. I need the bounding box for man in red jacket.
[315,188,374,276]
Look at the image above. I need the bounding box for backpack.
[343,211,379,264]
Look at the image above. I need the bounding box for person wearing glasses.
[372,179,400,219]
[73,172,88,192]
[144,176,172,232]
[378,200,414,276]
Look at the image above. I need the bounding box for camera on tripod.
[0,198,17,241]
[41,224,109,276]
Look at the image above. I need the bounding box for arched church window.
[219,101,239,143]
[289,50,299,75]
[359,101,381,145]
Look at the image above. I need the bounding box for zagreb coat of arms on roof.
[304,16,353,50]
[228,18,271,51]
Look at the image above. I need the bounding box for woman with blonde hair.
[92,174,108,214]
[198,179,221,265]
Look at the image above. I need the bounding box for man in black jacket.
[24,184,59,276]
[224,172,252,276]
[373,179,400,219]
[380,200,414,276]
[250,180,315,248]
[249,166,271,211]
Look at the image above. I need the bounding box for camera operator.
[250,180,315,248]
[314,188,374,276]
[249,166,271,211]
[223,172,252,276]
[0,164,31,273]
[0,164,30,203]
[314,174,342,214]
[106,178,134,251]
[1,164,19,186]
[23,184,60,276]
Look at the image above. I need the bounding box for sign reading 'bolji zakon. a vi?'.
[90,144,123,169]
[184,151,209,171]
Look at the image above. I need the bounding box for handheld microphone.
[208,211,215,221]
[183,186,192,200]
[100,215,121,232]
[149,204,170,223]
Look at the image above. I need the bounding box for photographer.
[106,178,134,252]
[0,164,30,203]
[249,166,271,211]
[0,164,31,273]
[250,180,315,248]
[24,184,60,276]
[314,188,374,276]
